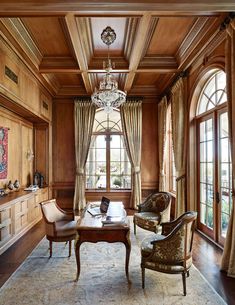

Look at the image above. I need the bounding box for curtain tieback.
[133,166,140,174]
[176,174,186,182]
[76,168,84,175]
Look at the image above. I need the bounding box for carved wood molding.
[0,1,235,15]
[177,14,226,71]
[1,18,42,67]
[123,17,139,61]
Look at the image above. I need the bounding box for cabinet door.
[0,206,13,245]
[14,200,28,233]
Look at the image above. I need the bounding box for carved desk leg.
[124,230,131,278]
[74,233,82,281]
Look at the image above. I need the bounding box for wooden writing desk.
[75,202,131,281]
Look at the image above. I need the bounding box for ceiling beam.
[39,56,80,73]
[65,13,92,94]
[0,1,235,16]
[124,13,153,92]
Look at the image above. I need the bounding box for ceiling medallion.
[91,26,126,114]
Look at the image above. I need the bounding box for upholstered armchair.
[40,199,77,257]
[141,211,197,296]
[133,192,171,234]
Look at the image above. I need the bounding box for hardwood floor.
[0,219,235,304]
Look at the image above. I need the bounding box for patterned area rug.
[0,220,226,305]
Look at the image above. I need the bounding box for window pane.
[96,135,106,148]
[221,213,229,238]
[221,188,230,213]
[200,203,206,224]
[204,76,215,99]
[110,162,121,175]
[220,112,228,138]
[200,142,206,162]
[207,141,213,162]
[121,162,131,175]
[200,163,207,183]
[206,119,213,140]
[207,163,213,184]
[96,149,106,161]
[207,206,213,229]
[221,163,229,188]
[207,184,214,206]
[200,183,207,204]
[96,175,106,188]
[220,138,229,162]
[110,135,121,148]
[110,149,121,161]
[198,94,209,114]
[200,121,206,142]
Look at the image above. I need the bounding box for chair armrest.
[161,213,186,235]
[61,211,74,221]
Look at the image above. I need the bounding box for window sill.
[86,189,132,193]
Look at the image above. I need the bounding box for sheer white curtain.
[158,96,167,191]
[120,100,142,209]
[171,77,187,217]
[221,20,235,278]
[73,99,96,210]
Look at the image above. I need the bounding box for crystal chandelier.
[91,26,126,114]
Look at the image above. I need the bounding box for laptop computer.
[87,197,110,216]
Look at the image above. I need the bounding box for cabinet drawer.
[0,206,12,223]
[15,200,28,215]
[0,219,12,244]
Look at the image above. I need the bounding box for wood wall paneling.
[53,99,75,184]
[0,106,33,189]
[141,100,158,189]
[34,124,48,185]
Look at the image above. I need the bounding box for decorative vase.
[7,180,14,191]
[14,180,20,191]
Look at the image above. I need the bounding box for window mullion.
[106,134,111,191]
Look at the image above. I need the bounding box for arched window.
[86,109,131,190]
[196,69,232,246]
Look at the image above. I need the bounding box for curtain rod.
[159,69,189,102]
[220,12,235,31]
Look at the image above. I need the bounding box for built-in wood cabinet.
[0,188,48,255]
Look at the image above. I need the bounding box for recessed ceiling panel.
[91,17,127,56]
[21,17,71,56]
[147,17,196,56]
[55,73,84,87]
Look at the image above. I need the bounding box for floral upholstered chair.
[40,199,77,257]
[140,211,197,296]
[133,192,171,234]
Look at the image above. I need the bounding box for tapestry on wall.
[0,127,8,179]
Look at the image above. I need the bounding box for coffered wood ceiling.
[0,1,233,98]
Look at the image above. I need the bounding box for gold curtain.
[221,20,235,278]
[171,77,187,217]
[158,96,167,191]
[120,100,142,209]
[73,99,96,210]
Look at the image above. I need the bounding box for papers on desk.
[102,202,126,225]
[101,215,126,226]
[87,206,103,216]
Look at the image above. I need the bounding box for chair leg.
[69,240,72,257]
[182,272,187,296]
[134,218,136,235]
[49,241,52,258]
[141,266,145,289]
